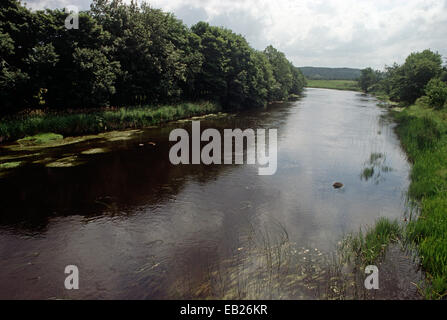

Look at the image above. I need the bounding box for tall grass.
[339,218,401,267]
[393,103,447,299]
[0,101,220,143]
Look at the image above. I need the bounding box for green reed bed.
[0,101,220,143]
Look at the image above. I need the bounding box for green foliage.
[340,218,401,266]
[393,104,447,298]
[299,67,361,80]
[306,79,359,91]
[0,102,220,142]
[425,78,447,110]
[367,50,443,104]
[263,45,305,101]
[358,67,381,92]
[0,0,304,115]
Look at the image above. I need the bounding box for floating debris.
[333,182,344,189]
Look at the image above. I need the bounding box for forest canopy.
[0,0,306,115]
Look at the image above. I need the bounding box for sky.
[24,0,447,69]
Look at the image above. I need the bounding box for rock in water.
[333,182,344,189]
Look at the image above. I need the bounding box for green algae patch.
[32,157,55,165]
[46,156,85,168]
[175,112,231,123]
[2,130,133,152]
[5,135,98,152]
[81,148,110,155]
[0,153,39,162]
[100,130,143,142]
[0,161,22,169]
[18,133,63,146]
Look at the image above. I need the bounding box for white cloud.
[24,0,447,68]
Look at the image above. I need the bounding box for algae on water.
[81,148,110,155]
[46,156,85,168]
[0,161,22,169]
[17,133,63,145]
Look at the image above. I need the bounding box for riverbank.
[392,101,447,298]
[0,102,220,143]
[342,94,447,299]
[305,79,360,91]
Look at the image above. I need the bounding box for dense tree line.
[0,0,305,115]
[358,50,447,108]
[299,67,361,80]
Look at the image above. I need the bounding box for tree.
[425,78,447,109]
[358,68,376,92]
[0,0,305,114]
[391,50,443,103]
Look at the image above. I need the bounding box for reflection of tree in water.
[0,142,232,233]
[360,152,394,184]
[0,103,294,233]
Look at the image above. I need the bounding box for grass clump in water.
[361,167,375,181]
[340,217,401,267]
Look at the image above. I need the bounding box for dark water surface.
[0,88,415,299]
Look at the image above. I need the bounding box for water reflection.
[0,88,414,299]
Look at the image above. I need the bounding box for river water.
[0,88,418,299]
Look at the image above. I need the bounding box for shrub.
[415,95,431,108]
[425,78,447,109]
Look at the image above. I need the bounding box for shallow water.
[0,88,417,299]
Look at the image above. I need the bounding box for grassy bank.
[0,102,220,143]
[306,79,360,91]
[392,102,447,298]
[347,96,447,298]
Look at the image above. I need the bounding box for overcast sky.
[24,0,447,69]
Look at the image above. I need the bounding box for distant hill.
[299,67,362,80]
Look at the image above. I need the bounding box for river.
[0,88,420,299]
